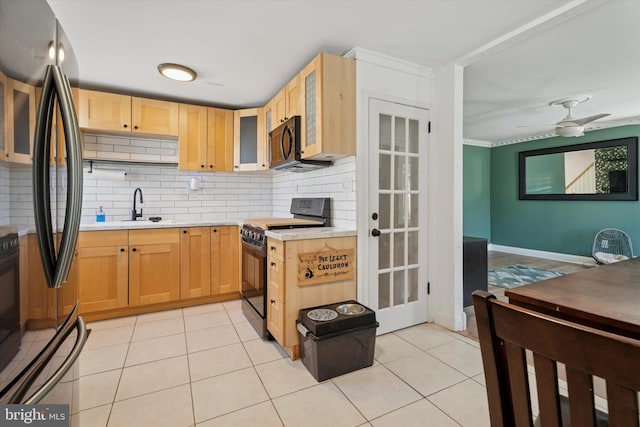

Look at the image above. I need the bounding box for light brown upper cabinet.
[300,53,355,160]
[178,104,207,170]
[5,78,36,164]
[178,105,234,172]
[208,107,234,172]
[271,74,302,126]
[78,89,179,136]
[233,107,266,171]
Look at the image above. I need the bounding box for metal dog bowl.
[336,303,365,315]
[307,308,338,321]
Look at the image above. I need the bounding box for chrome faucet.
[131,188,143,220]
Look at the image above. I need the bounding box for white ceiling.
[47,0,640,145]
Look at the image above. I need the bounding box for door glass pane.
[394,117,406,152]
[379,233,390,270]
[379,273,390,309]
[393,232,405,267]
[408,156,419,191]
[393,270,405,306]
[408,119,419,154]
[379,114,391,150]
[239,115,257,164]
[379,194,390,230]
[393,194,405,228]
[265,109,272,133]
[375,108,425,315]
[394,155,406,190]
[379,154,391,190]
[0,81,4,151]
[408,231,418,265]
[408,268,419,302]
[409,194,419,227]
[13,90,30,155]
[305,71,316,147]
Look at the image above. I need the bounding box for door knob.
[371,228,381,237]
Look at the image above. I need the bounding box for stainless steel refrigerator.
[0,0,87,414]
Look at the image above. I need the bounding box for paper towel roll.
[88,168,127,180]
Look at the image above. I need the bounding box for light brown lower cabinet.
[211,226,239,295]
[26,233,78,328]
[77,230,129,313]
[180,227,212,299]
[266,236,357,359]
[27,226,241,322]
[129,228,180,306]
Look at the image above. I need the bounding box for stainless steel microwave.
[268,116,332,172]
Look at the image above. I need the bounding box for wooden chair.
[473,290,640,427]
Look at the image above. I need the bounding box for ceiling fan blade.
[558,113,610,127]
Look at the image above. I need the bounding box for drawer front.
[129,228,179,245]
[266,294,284,343]
[267,238,284,261]
[77,230,128,248]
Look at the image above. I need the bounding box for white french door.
[367,99,429,334]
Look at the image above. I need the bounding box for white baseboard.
[488,244,596,267]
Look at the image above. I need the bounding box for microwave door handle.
[280,125,293,160]
[280,127,287,160]
[32,65,57,287]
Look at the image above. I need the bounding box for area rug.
[488,264,565,289]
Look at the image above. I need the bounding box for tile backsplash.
[1,132,356,229]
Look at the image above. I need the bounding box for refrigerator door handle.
[24,316,88,405]
[33,64,83,289]
[33,65,56,287]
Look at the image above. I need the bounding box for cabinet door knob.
[183,230,187,234]
[123,124,128,128]
[270,299,275,304]
[132,247,137,252]
[271,262,276,267]
[134,125,138,130]
[270,246,276,251]
[212,229,217,233]
[209,165,213,169]
[200,164,204,168]
[120,248,125,252]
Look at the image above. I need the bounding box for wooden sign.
[298,249,355,286]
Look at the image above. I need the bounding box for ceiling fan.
[549,95,610,137]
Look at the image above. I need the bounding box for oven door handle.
[241,238,264,252]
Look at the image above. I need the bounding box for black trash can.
[297,300,378,381]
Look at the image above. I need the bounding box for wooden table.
[505,257,640,340]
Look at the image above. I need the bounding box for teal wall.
[463,144,491,240]
[490,125,640,256]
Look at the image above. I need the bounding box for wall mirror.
[519,136,638,200]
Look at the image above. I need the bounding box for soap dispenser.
[96,206,106,222]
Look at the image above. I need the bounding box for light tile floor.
[73,300,491,427]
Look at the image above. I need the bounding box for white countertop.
[80,220,240,231]
[265,227,357,241]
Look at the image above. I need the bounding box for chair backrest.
[593,228,633,258]
[473,290,640,427]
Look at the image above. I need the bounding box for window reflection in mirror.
[519,137,638,201]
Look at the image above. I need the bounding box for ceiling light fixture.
[158,63,197,82]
